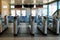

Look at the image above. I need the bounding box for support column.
[0,0,1,14]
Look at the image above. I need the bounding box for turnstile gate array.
[0,16,60,36]
[9,16,60,36]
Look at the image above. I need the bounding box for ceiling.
[15,0,43,4]
[2,0,56,5]
[15,0,55,4]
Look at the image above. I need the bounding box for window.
[11,10,15,16]
[59,1,60,9]
[26,9,30,16]
[43,5,47,16]
[43,8,47,16]
[37,8,42,16]
[22,10,26,16]
[31,10,36,16]
[16,10,21,16]
[49,2,57,16]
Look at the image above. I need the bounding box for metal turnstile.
[37,16,47,35]
[47,16,59,35]
[28,16,37,36]
[0,16,8,34]
[14,16,20,36]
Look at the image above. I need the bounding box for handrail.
[52,9,60,16]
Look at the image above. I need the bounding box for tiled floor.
[0,37,60,40]
[0,23,60,40]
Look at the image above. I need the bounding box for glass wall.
[37,8,42,16]
[11,10,15,16]
[10,5,15,16]
[59,1,60,9]
[43,5,47,16]
[22,10,26,16]
[31,10,36,16]
[49,2,57,16]
[37,1,59,16]
[10,0,15,16]
[37,5,47,16]
[10,0,60,17]
[16,10,21,16]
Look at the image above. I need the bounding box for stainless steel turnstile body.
[28,16,37,35]
[0,16,8,34]
[14,16,20,36]
[47,16,59,34]
[37,16,47,35]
